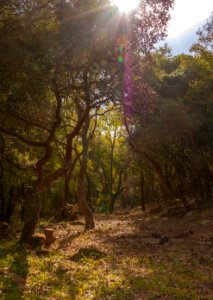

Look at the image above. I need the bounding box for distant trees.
[125,27,213,209]
[88,109,128,213]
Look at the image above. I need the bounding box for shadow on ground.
[0,241,29,300]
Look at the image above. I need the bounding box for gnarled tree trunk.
[20,81,62,243]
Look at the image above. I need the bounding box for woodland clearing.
[0,207,213,300]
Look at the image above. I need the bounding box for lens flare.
[112,0,139,13]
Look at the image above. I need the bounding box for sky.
[167,0,213,38]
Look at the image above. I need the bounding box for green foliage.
[2,0,211,231]
[89,109,129,212]
[126,30,213,207]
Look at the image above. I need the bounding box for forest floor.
[0,206,213,300]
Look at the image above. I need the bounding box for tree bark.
[0,165,5,221]
[0,181,5,221]
[64,173,70,205]
[20,188,41,243]
[144,152,174,203]
[78,119,94,230]
[20,80,62,242]
[86,172,93,211]
[109,195,116,214]
[4,186,15,223]
[62,110,90,210]
[140,168,146,211]
[109,170,124,213]
[63,137,73,208]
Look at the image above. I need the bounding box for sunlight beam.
[112,0,139,13]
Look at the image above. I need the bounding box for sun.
[112,0,139,13]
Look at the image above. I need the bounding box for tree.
[0,0,175,240]
[0,0,124,236]
[89,108,128,213]
[125,36,212,209]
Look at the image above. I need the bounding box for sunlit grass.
[0,238,212,299]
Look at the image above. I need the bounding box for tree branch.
[0,127,45,147]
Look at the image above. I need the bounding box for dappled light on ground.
[1,208,213,299]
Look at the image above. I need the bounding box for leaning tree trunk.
[78,119,94,230]
[20,81,62,243]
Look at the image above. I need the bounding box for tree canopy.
[0,1,212,245]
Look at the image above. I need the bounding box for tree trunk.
[86,173,93,211]
[78,119,94,230]
[20,188,41,243]
[63,138,73,208]
[109,195,115,214]
[140,169,146,211]
[109,128,117,213]
[20,83,63,242]
[109,170,124,214]
[64,172,71,206]
[4,186,15,223]
[0,181,5,221]
[44,228,55,247]
[176,168,191,209]
[144,153,173,204]
[200,168,212,203]
[0,165,5,221]
[78,185,94,230]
